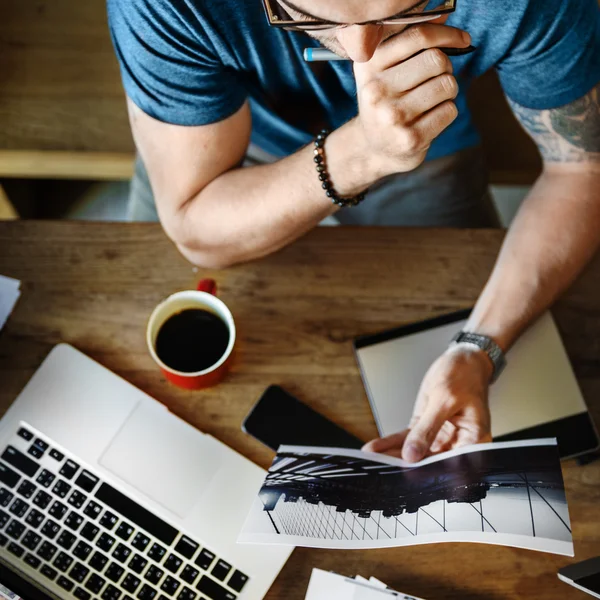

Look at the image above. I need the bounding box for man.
[108,0,600,463]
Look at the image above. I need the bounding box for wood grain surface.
[1,221,599,599]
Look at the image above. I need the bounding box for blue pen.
[304,46,476,62]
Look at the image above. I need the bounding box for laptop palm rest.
[99,401,221,519]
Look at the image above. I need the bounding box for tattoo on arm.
[507,83,600,163]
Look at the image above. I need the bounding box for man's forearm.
[466,164,600,351]
[172,121,376,268]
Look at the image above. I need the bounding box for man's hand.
[362,346,493,463]
[352,22,471,179]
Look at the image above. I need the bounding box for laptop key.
[0,464,20,489]
[81,522,100,541]
[194,549,215,571]
[70,562,90,583]
[37,541,58,560]
[85,573,106,594]
[90,550,109,572]
[65,511,84,531]
[73,540,93,560]
[57,529,77,550]
[56,576,75,592]
[59,460,80,480]
[27,446,44,459]
[0,509,9,527]
[33,490,52,509]
[177,588,197,600]
[40,519,60,539]
[102,584,122,600]
[148,543,166,563]
[0,488,14,506]
[53,479,71,499]
[173,536,199,560]
[18,428,34,441]
[113,542,132,563]
[69,490,87,509]
[0,532,6,546]
[53,551,74,572]
[49,500,68,520]
[116,521,134,541]
[24,553,42,569]
[131,532,150,551]
[97,532,116,552]
[84,500,103,520]
[22,530,42,550]
[105,562,125,583]
[6,519,26,540]
[17,480,37,499]
[160,576,180,596]
[129,554,148,574]
[137,584,157,600]
[49,449,65,462]
[164,554,183,574]
[211,560,231,582]
[25,508,45,529]
[36,469,56,488]
[33,439,49,452]
[9,498,29,518]
[122,574,142,593]
[40,565,58,581]
[74,588,92,600]
[7,542,25,558]
[180,565,199,585]
[76,470,99,493]
[145,565,164,585]
[196,575,236,600]
[2,446,39,477]
[99,511,118,530]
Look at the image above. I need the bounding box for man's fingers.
[373,23,471,71]
[402,399,454,463]
[362,429,409,454]
[382,48,454,94]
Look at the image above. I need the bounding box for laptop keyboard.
[0,425,249,600]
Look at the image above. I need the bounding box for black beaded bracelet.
[313,129,367,208]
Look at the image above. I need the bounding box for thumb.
[402,400,453,463]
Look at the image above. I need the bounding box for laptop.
[0,344,292,600]
[354,310,599,459]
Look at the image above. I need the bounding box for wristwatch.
[450,331,507,383]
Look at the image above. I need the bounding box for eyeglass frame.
[261,0,457,31]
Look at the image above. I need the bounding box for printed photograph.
[239,440,573,555]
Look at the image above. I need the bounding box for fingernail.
[462,31,471,45]
[403,443,424,463]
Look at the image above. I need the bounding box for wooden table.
[1,221,599,599]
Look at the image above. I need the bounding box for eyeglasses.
[262,0,456,32]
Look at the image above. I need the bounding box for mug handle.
[197,279,217,296]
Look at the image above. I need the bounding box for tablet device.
[354,310,599,459]
[558,557,600,598]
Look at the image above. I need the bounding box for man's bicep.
[127,97,252,216]
[507,82,600,164]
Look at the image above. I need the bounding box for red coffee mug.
[146,279,236,390]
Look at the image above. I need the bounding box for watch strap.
[450,331,507,383]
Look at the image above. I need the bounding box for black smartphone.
[558,557,600,598]
[242,385,364,451]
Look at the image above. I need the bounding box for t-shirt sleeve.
[496,0,600,109]
[107,0,247,126]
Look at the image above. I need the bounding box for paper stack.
[0,275,21,331]
[305,569,424,600]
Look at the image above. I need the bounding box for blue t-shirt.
[108,0,600,161]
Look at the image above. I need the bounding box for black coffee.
[155,309,230,373]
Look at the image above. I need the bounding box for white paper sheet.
[0,275,21,331]
[239,439,573,556]
[305,570,424,600]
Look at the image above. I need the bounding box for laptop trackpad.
[99,402,220,519]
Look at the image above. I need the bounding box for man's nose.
[336,24,384,63]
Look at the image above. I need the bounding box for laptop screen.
[0,562,53,600]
